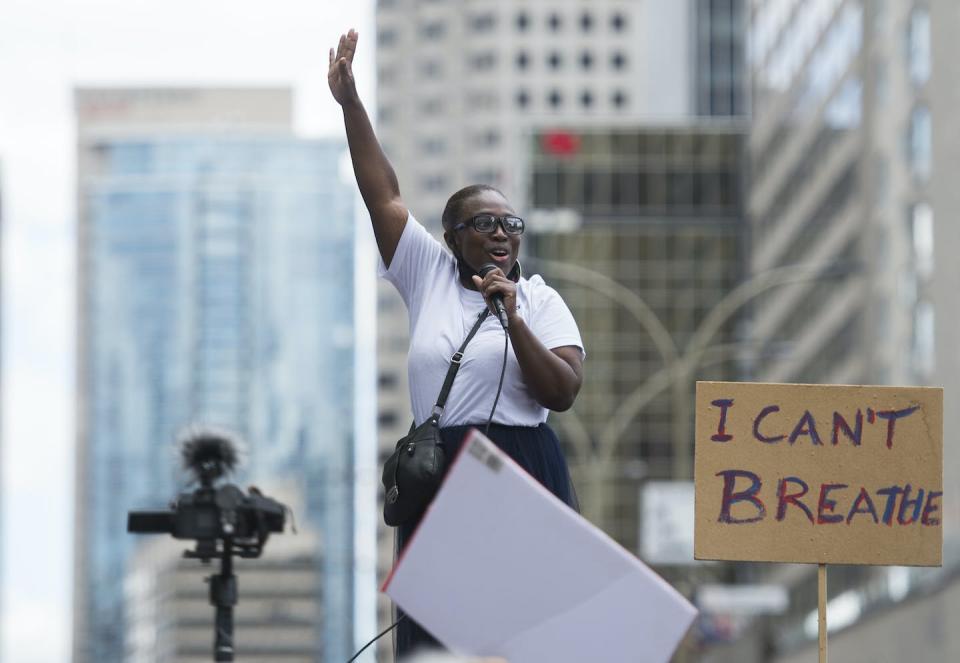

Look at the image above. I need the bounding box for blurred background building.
[526,124,745,551]
[699,0,960,661]
[72,87,370,662]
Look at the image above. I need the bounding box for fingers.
[328,47,334,68]
[477,268,506,289]
[473,272,515,301]
[343,29,358,62]
[334,29,358,63]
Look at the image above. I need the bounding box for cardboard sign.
[694,382,943,566]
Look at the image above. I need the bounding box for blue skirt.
[394,422,578,660]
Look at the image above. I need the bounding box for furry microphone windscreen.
[177,426,243,482]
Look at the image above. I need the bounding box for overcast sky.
[0,2,374,660]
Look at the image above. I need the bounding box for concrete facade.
[707,0,960,659]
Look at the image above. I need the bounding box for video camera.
[127,428,290,661]
[128,484,286,559]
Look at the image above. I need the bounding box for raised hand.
[328,29,360,106]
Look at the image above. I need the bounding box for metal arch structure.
[527,256,861,523]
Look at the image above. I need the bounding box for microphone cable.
[345,614,406,662]
[484,326,510,436]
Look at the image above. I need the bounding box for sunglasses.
[453,214,525,235]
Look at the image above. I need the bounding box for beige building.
[125,529,322,662]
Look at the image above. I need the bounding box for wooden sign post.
[694,382,943,661]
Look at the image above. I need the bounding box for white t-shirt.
[379,214,585,427]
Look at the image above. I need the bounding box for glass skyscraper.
[74,91,360,662]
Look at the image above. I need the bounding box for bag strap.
[430,308,490,421]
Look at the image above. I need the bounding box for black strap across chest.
[430,308,490,422]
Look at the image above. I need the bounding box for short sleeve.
[378,213,450,314]
[528,277,585,357]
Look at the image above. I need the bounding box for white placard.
[384,429,697,663]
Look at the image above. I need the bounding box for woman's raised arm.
[329,29,408,267]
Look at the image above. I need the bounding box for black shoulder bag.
[381,308,490,527]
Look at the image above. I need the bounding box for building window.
[419,59,442,78]
[908,105,932,180]
[420,98,443,115]
[469,51,497,70]
[516,12,530,31]
[580,90,594,108]
[420,138,446,155]
[912,300,935,377]
[612,90,628,109]
[475,129,500,147]
[516,89,530,108]
[611,51,627,70]
[378,411,399,427]
[910,202,934,279]
[548,51,563,69]
[580,51,594,69]
[378,28,397,47]
[422,174,448,192]
[378,66,396,84]
[611,12,626,32]
[824,78,862,128]
[907,7,931,85]
[466,90,499,110]
[580,12,594,32]
[470,168,499,184]
[420,21,446,39]
[548,13,563,31]
[378,372,398,388]
[516,51,530,70]
[548,89,563,109]
[469,13,496,32]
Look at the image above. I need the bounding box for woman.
[329,29,585,659]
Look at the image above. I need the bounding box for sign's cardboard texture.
[694,382,943,566]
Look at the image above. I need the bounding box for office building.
[73,88,365,662]
[697,2,960,660]
[526,125,746,550]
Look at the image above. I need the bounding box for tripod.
[126,434,287,663]
[186,538,239,661]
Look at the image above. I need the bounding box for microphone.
[478,263,510,329]
[178,426,242,487]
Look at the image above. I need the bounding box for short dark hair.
[441,184,506,230]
